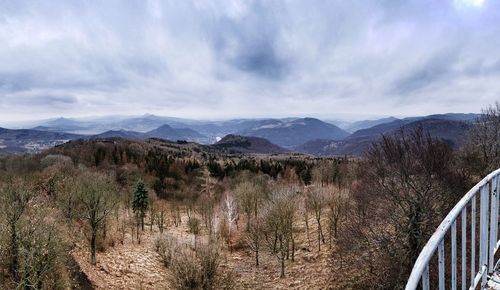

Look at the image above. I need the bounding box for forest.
[0,103,499,290]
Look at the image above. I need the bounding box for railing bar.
[452,220,457,290]
[422,265,429,290]
[462,208,467,290]
[471,195,476,286]
[439,239,445,290]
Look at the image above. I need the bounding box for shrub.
[155,236,177,268]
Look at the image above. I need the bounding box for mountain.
[295,118,472,156]
[237,118,350,148]
[92,125,207,143]
[399,118,470,148]
[145,124,206,141]
[212,134,289,154]
[37,117,87,132]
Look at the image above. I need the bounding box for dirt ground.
[73,206,331,290]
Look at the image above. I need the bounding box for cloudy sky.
[1,0,499,122]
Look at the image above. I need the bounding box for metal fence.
[406,168,500,290]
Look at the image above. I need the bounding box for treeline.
[43,137,348,199]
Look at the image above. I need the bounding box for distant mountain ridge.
[0,112,481,155]
[295,116,474,156]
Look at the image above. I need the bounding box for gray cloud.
[1,0,500,122]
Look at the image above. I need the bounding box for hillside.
[145,124,206,142]
[296,118,471,156]
[238,118,349,148]
[212,134,289,154]
[92,130,145,140]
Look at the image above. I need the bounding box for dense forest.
[0,103,499,289]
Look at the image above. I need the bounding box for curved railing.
[406,168,500,290]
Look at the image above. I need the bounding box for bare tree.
[0,178,33,281]
[262,189,297,278]
[467,102,500,175]
[172,205,181,227]
[157,201,167,234]
[306,186,326,251]
[352,127,456,287]
[77,171,117,265]
[234,178,265,232]
[223,193,238,252]
[188,217,201,249]
[199,167,217,235]
[326,188,349,248]
[246,218,263,267]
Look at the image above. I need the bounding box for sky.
[0,0,500,122]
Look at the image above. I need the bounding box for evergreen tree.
[132,180,149,231]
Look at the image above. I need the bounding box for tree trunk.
[246,212,251,232]
[141,212,145,231]
[10,223,19,280]
[255,248,259,267]
[280,238,285,278]
[91,229,97,265]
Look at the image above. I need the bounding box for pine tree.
[132,180,149,231]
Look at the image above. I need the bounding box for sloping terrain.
[74,203,331,290]
[296,118,472,156]
[238,118,349,148]
[146,124,206,141]
[212,134,289,154]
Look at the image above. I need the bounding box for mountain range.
[0,113,481,155]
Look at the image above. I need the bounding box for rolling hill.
[145,124,206,141]
[212,134,289,154]
[237,118,349,148]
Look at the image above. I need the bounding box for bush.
[155,236,177,268]
[168,243,234,290]
[170,248,202,290]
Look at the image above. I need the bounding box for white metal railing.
[406,168,500,290]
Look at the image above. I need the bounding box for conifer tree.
[132,180,149,231]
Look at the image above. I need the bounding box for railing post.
[439,240,445,290]
[489,177,498,273]
[422,265,430,290]
[471,196,476,285]
[479,183,490,288]
[462,208,467,290]
[452,221,457,290]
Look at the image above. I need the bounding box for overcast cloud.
[1,0,500,122]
